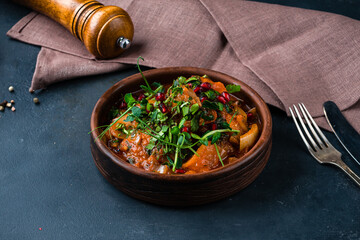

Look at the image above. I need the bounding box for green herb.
[190,103,199,114]
[182,106,190,116]
[124,115,135,122]
[201,110,215,121]
[131,106,142,117]
[202,100,219,110]
[124,93,136,106]
[93,107,132,142]
[229,111,238,125]
[110,107,120,118]
[214,143,224,166]
[211,132,221,144]
[225,84,241,94]
[137,56,153,93]
[171,126,180,135]
[204,89,218,100]
[190,113,200,132]
[202,100,224,111]
[225,104,232,113]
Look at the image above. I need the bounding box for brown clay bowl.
[90,67,272,206]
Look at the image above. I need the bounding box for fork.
[289,103,360,187]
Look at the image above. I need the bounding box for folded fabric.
[7,0,360,132]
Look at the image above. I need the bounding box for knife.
[323,101,360,166]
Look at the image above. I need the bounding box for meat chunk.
[200,77,227,93]
[183,141,235,173]
[109,113,138,139]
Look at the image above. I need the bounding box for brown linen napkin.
[7,0,360,132]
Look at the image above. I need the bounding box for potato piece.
[156,165,171,174]
[239,124,259,152]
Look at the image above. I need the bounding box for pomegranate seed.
[137,93,145,101]
[200,96,208,103]
[221,92,230,102]
[200,82,211,91]
[194,86,201,93]
[175,169,186,174]
[181,126,190,133]
[119,101,127,109]
[247,112,254,121]
[159,103,168,113]
[155,92,166,101]
[187,83,192,88]
[217,95,227,104]
[211,123,217,130]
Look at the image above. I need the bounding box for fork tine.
[298,103,326,149]
[300,103,331,147]
[289,106,312,151]
[292,105,319,151]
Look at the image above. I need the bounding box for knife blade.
[323,101,360,165]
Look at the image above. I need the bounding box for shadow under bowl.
[90,67,272,206]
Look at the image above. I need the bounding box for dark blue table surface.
[1,1,359,239]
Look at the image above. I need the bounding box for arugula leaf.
[217,102,224,111]
[150,110,158,121]
[156,112,168,123]
[179,118,186,128]
[152,82,162,88]
[166,155,174,165]
[175,158,183,169]
[171,126,180,135]
[173,79,180,87]
[191,133,201,140]
[177,76,187,85]
[191,114,200,132]
[201,110,215,121]
[182,106,189,116]
[204,89,219,100]
[216,117,231,129]
[177,135,184,145]
[185,76,200,82]
[226,84,241,94]
[199,138,208,146]
[146,102,153,112]
[146,142,156,150]
[131,106,142,117]
[202,100,219,110]
[211,132,221,144]
[225,104,232,113]
[161,125,169,133]
[182,132,191,140]
[124,115,135,122]
[110,107,120,118]
[124,93,136,106]
[190,104,199,115]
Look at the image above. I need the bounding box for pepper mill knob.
[118,37,131,49]
[13,0,134,59]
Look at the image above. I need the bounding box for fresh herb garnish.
[225,84,241,94]
[91,59,247,173]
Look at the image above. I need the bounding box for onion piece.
[239,124,259,152]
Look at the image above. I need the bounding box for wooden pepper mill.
[13,0,134,59]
